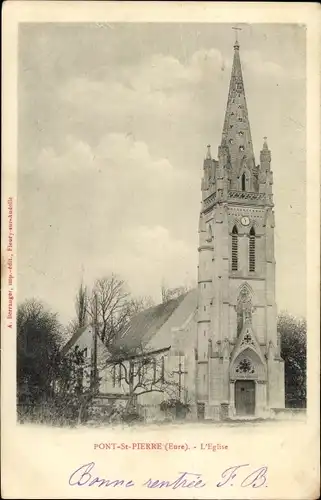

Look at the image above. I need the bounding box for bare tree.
[127,295,155,316]
[65,281,89,339]
[66,276,156,395]
[87,275,131,347]
[108,345,187,416]
[84,277,189,412]
[161,283,189,303]
[76,280,88,329]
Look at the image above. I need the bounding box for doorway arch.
[235,380,255,416]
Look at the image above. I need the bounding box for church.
[62,39,285,421]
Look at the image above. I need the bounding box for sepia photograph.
[17,21,307,427]
[1,2,320,499]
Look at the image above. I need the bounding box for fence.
[17,402,71,426]
[17,395,140,426]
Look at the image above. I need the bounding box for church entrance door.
[235,380,255,416]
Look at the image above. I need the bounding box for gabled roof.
[60,325,88,356]
[230,320,266,366]
[112,293,188,351]
[148,288,198,353]
[61,292,190,358]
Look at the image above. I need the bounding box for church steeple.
[221,38,257,191]
[196,35,284,419]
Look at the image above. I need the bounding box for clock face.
[241,216,250,226]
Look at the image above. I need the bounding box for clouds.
[60,45,290,112]
[18,24,306,322]
[55,43,302,166]
[126,48,226,91]
[58,53,204,142]
[58,47,227,144]
[61,47,225,98]
[59,45,288,133]
[241,50,286,79]
[18,132,198,320]
[103,225,195,299]
[36,133,175,183]
[25,132,189,233]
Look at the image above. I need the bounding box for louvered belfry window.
[232,225,238,271]
[242,173,246,191]
[249,226,256,272]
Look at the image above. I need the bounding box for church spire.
[220,36,256,188]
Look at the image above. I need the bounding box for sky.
[18,23,306,324]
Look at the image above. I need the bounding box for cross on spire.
[232,26,242,48]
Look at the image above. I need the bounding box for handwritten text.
[69,462,268,490]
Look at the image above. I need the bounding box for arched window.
[236,285,253,336]
[249,227,256,272]
[161,356,165,383]
[242,173,246,191]
[118,364,122,386]
[206,223,212,242]
[112,365,116,387]
[152,358,157,383]
[232,225,238,271]
[237,309,243,336]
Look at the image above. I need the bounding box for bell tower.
[196,36,285,420]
